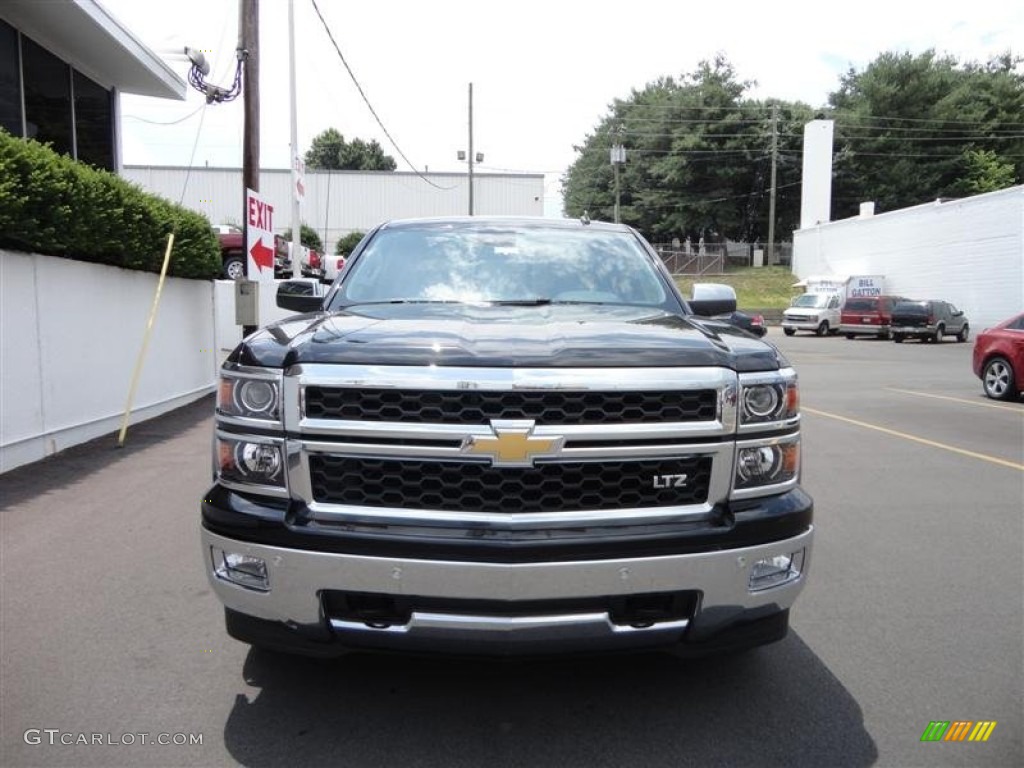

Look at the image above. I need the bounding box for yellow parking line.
[886,388,1024,413]
[803,407,1024,471]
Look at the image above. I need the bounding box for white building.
[0,0,184,171]
[122,166,546,253]
[792,185,1024,329]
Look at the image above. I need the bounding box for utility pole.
[241,0,259,336]
[767,103,778,266]
[287,0,301,277]
[241,0,259,207]
[467,82,474,216]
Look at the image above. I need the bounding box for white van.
[782,292,843,336]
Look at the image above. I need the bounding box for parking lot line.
[803,407,1024,472]
[885,388,1024,413]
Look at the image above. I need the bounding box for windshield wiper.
[489,298,552,306]
[343,299,464,307]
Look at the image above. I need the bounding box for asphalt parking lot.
[1,330,1021,767]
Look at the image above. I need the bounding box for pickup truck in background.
[213,224,292,280]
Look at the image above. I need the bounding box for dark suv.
[891,300,970,343]
[840,296,905,340]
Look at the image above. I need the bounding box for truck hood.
[231,304,787,372]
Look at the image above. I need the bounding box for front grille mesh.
[309,455,712,513]
[304,387,718,425]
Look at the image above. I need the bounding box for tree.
[334,231,365,256]
[953,149,1017,195]
[305,128,397,171]
[281,223,323,252]
[562,56,811,244]
[827,51,1023,217]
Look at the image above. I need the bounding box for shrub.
[0,130,221,279]
[281,223,324,252]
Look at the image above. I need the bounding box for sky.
[103,0,1023,216]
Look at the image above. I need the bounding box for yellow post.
[117,233,175,447]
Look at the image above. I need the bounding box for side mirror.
[689,283,737,316]
[276,280,324,312]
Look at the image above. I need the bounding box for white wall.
[792,186,1024,329]
[122,167,546,254]
[1,250,217,473]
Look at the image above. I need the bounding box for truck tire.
[816,321,829,337]
[845,333,855,340]
[893,334,904,343]
[932,324,944,344]
[223,254,245,280]
[957,324,969,343]
[783,328,795,336]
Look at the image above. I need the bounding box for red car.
[972,312,1024,400]
[840,295,905,340]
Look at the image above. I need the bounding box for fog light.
[748,549,804,592]
[212,547,269,591]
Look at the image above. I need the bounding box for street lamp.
[457,148,485,215]
[610,144,626,223]
[457,83,484,215]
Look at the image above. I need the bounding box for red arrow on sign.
[249,238,274,273]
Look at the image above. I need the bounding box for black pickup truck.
[202,217,813,657]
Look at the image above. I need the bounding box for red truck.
[213,224,292,280]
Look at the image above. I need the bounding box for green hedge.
[0,130,221,279]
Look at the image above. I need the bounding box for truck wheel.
[223,254,245,280]
[982,357,1016,400]
[957,325,969,342]
[816,321,829,337]
[783,328,795,336]
[893,334,904,343]
[932,324,944,344]
[845,333,855,340]
[877,330,891,340]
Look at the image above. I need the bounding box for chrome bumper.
[202,526,813,652]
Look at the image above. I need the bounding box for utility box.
[235,280,259,326]
[753,249,764,268]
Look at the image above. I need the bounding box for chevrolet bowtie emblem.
[462,420,565,467]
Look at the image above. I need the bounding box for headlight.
[218,372,282,421]
[732,436,800,497]
[738,370,799,428]
[217,435,286,491]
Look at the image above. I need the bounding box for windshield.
[334,223,670,307]
[793,294,829,308]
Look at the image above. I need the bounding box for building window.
[21,35,72,155]
[0,19,20,136]
[74,70,112,170]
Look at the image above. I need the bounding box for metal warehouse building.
[122,166,546,253]
[792,185,1024,329]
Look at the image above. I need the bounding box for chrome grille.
[309,455,713,513]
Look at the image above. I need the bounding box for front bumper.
[201,523,813,656]
[781,318,821,332]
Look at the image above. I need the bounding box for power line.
[308,0,455,191]
[782,132,1024,141]
[178,102,209,206]
[124,104,206,125]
